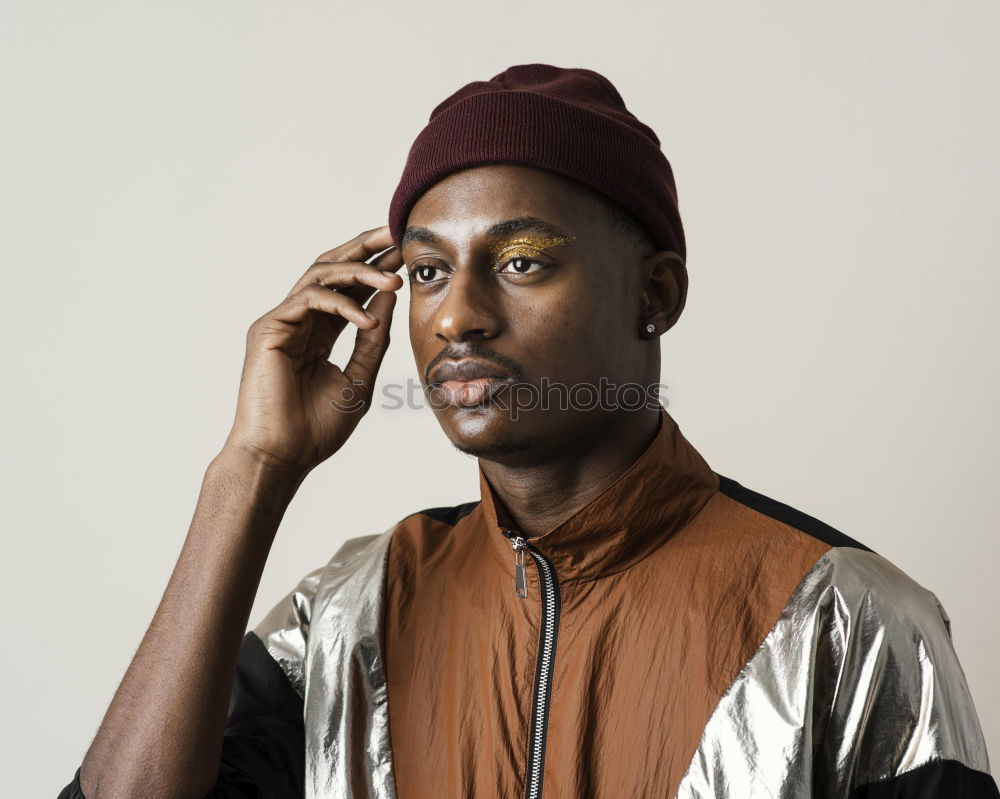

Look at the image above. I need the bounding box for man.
[60,64,996,799]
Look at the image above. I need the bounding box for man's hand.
[224,225,404,475]
[70,225,404,799]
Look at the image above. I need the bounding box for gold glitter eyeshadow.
[486,234,575,262]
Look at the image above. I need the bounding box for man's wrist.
[208,443,310,504]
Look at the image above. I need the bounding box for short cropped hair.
[564,175,658,258]
[598,193,658,257]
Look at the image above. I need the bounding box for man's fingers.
[312,225,396,272]
[343,289,397,391]
[287,258,403,301]
[251,225,403,370]
[267,283,378,331]
[293,226,403,299]
[363,244,405,279]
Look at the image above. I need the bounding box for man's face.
[401,164,659,465]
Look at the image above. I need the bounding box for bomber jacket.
[60,405,998,798]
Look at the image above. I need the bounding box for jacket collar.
[477,404,720,583]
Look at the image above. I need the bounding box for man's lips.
[428,358,511,384]
[434,376,514,408]
[427,359,517,408]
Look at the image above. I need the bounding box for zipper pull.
[503,529,529,599]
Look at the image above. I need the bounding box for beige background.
[2,1,997,795]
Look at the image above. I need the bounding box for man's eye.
[499,256,546,276]
[410,264,443,283]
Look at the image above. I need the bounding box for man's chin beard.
[448,419,535,461]
[451,436,532,460]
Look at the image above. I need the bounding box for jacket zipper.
[502,528,562,799]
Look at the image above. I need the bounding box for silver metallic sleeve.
[252,562,326,700]
[676,546,994,798]
[253,527,398,799]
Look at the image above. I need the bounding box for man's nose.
[432,267,501,343]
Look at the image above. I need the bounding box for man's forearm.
[78,446,307,799]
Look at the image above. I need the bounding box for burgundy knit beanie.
[388,63,686,261]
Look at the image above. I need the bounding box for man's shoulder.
[276,500,481,602]
[801,544,955,651]
[378,498,483,558]
[711,471,875,553]
[398,499,482,529]
[703,473,951,632]
[252,526,396,643]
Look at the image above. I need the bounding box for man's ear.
[640,251,688,334]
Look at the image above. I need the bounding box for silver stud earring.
[645,323,655,334]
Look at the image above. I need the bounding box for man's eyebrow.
[485,216,573,241]
[400,226,440,249]
[400,216,574,249]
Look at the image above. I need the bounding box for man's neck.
[478,406,662,539]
